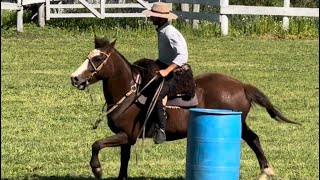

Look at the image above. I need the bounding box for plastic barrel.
[186,108,242,180]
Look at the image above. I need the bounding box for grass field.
[1,26,319,180]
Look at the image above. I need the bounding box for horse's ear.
[110,39,117,48]
[95,36,110,49]
[94,35,100,48]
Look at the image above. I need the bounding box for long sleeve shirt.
[157,22,188,67]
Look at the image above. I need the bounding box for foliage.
[1,10,17,29]
[1,27,319,180]
[228,15,319,37]
[1,10,34,30]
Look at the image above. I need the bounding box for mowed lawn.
[1,27,319,180]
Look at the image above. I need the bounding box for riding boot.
[152,69,172,144]
[153,100,167,144]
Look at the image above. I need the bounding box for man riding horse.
[142,2,195,144]
[70,34,301,180]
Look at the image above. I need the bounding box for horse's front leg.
[118,144,131,180]
[90,132,129,179]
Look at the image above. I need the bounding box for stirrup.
[153,127,166,144]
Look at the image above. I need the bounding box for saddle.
[137,93,198,108]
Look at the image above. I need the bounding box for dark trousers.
[154,72,176,129]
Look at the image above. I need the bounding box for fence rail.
[221,5,319,17]
[1,0,319,34]
[154,0,220,6]
[1,2,22,10]
[23,0,45,5]
[49,12,147,18]
[174,11,220,22]
[45,0,150,20]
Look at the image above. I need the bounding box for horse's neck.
[102,49,134,105]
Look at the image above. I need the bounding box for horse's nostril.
[73,76,79,82]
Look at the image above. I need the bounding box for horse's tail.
[244,84,302,125]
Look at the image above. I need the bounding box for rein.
[91,75,139,129]
[138,78,164,139]
[91,74,159,129]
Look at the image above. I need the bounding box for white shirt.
[157,22,188,67]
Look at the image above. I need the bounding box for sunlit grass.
[1,26,319,180]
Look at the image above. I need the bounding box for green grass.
[1,26,319,180]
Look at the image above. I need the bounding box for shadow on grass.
[2,175,185,180]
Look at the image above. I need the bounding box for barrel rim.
[189,108,242,115]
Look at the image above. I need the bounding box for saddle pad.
[137,94,198,108]
[166,95,198,107]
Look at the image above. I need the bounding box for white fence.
[160,0,319,35]
[1,0,46,31]
[1,0,319,34]
[45,0,150,19]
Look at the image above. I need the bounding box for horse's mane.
[131,58,195,99]
[131,59,161,96]
[132,58,160,84]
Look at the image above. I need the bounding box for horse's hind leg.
[118,144,131,180]
[90,132,129,179]
[241,123,275,177]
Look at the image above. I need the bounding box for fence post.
[17,0,23,32]
[283,0,290,30]
[168,2,173,24]
[181,3,189,22]
[192,4,200,29]
[220,0,229,36]
[38,3,45,27]
[46,0,50,20]
[101,0,105,19]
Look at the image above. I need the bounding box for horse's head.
[70,36,116,90]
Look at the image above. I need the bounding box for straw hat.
[142,2,178,20]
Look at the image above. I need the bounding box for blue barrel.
[186,108,242,180]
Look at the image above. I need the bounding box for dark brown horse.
[70,36,300,180]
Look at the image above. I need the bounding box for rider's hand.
[157,63,178,77]
[158,69,169,77]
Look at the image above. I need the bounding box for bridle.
[86,50,111,83]
[85,49,140,128]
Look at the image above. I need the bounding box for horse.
[70,36,301,180]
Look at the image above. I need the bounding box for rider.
[142,2,189,144]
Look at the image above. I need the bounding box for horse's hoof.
[258,167,275,180]
[258,173,269,180]
[262,167,275,176]
[92,167,103,179]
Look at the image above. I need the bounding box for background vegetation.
[1,0,319,38]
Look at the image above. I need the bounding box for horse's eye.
[93,56,103,62]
